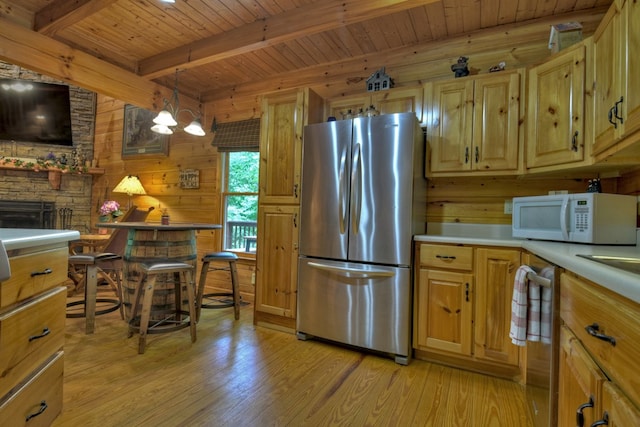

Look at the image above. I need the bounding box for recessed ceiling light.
[160,0,176,3]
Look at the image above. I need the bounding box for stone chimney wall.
[0,61,97,232]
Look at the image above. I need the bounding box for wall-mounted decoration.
[180,169,200,189]
[366,67,393,92]
[122,104,169,158]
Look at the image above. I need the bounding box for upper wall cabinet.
[324,86,424,124]
[426,71,522,176]
[592,0,640,156]
[526,43,589,170]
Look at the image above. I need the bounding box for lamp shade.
[153,110,178,127]
[113,175,146,196]
[184,118,206,136]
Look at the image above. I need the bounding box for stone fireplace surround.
[0,61,97,232]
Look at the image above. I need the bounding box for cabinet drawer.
[419,244,473,270]
[0,351,63,427]
[0,247,68,309]
[0,287,66,398]
[560,273,640,407]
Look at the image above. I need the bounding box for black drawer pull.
[29,327,50,342]
[591,412,609,427]
[576,396,594,427]
[435,255,457,260]
[585,323,616,346]
[25,400,48,422]
[30,268,52,277]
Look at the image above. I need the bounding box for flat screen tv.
[0,79,73,146]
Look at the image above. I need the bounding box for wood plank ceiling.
[0,0,612,107]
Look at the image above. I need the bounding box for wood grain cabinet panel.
[527,43,587,169]
[559,272,640,426]
[427,71,521,176]
[592,0,640,155]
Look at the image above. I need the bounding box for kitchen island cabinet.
[592,0,640,157]
[0,229,77,426]
[254,88,323,330]
[425,70,522,176]
[558,272,640,426]
[413,242,521,378]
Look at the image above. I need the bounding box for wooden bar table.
[97,222,221,322]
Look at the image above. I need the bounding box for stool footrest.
[128,310,193,334]
[66,298,121,318]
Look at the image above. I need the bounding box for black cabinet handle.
[435,255,457,260]
[576,396,594,427]
[475,146,479,163]
[614,96,624,124]
[29,327,50,342]
[591,412,609,427]
[608,106,617,128]
[465,147,469,163]
[585,323,616,346]
[465,283,469,302]
[25,400,48,422]
[571,131,579,152]
[30,268,52,277]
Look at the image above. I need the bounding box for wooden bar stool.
[128,262,197,354]
[67,253,123,334]
[196,252,240,322]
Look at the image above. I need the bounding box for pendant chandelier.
[151,70,206,137]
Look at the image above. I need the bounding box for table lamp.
[113,175,146,209]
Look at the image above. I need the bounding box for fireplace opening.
[0,200,56,229]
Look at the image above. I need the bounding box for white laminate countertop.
[0,228,80,250]
[415,223,640,304]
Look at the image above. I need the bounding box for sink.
[576,254,640,275]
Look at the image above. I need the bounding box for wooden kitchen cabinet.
[526,43,588,170]
[474,248,520,366]
[325,86,424,124]
[0,242,68,425]
[413,243,521,376]
[426,71,522,176]
[592,0,640,156]
[558,272,640,426]
[255,88,323,330]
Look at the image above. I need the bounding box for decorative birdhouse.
[366,67,393,92]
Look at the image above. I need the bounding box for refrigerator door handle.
[350,142,362,233]
[308,261,394,279]
[338,147,348,234]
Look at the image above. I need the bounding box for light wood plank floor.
[54,303,534,426]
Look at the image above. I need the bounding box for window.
[221,151,259,252]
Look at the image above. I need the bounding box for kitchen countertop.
[415,223,640,304]
[0,228,80,250]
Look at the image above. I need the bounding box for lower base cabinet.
[413,243,521,378]
[558,273,640,426]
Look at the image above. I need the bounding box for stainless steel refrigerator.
[296,112,427,364]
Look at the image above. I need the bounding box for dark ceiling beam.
[137,0,440,79]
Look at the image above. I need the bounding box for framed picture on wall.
[122,104,169,158]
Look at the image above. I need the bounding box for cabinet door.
[372,86,424,125]
[527,44,586,168]
[428,79,474,173]
[600,381,640,426]
[592,1,623,154]
[558,326,606,427]
[621,0,640,139]
[325,94,371,121]
[259,90,304,205]
[254,205,299,320]
[473,73,520,171]
[414,268,473,356]
[474,248,520,366]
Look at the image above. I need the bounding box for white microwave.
[512,193,638,244]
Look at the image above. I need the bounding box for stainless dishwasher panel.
[296,258,411,363]
[524,254,561,427]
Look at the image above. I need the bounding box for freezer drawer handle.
[308,262,394,278]
[585,323,616,346]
